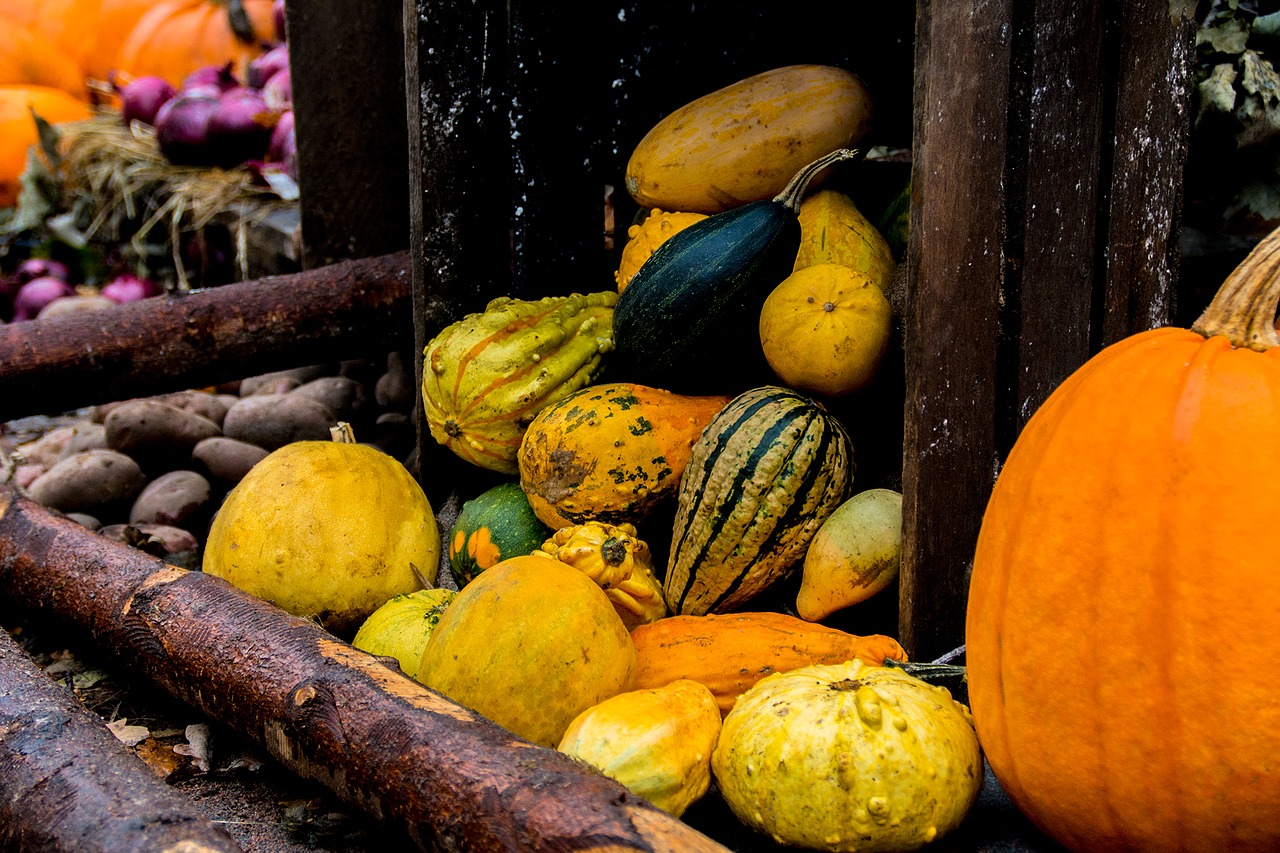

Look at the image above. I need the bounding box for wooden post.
[902,1,1197,661]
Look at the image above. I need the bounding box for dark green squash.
[663,385,855,615]
[447,481,554,585]
[610,149,860,396]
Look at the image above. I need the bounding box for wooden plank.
[287,0,409,269]
[902,1,1196,661]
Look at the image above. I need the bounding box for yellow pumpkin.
[614,208,708,291]
[625,64,874,213]
[712,660,982,852]
[793,189,897,290]
[351,588,456,680]
[202,426,440,635]
[533,521,667,630]
[417,554,638,747]
[557,679,722,817]
[758,263,892,396]
[796,488,903,621]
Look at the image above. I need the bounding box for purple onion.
[261,67,291,110]
[267,109,297,178]
[273,0,287,41]
[13,277,75,322]
[120,76,177,127]
[206,88,277,168]
[155,90,222,166]
[15,258,70,283]
[248,44,289,89]
[100,273,161,304]
[182,62,240,93]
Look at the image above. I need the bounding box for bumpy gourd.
[631,611,906,716]
[557,679,722,817]
[665,385,854,615]
[793,189,897,289]
[203,425,440,635]
[352,588,457,680]
[517,382,730,528]
[967,224,1280,852]
[417,554,637,748]
[615,209,708,291]
[533,521,667,630]
[713,660,982,852]
[422,292,616,474]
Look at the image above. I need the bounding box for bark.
[0,487,729,853]
[0,251,420,423]
[0,628,242,853]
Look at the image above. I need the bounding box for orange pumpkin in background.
[115,0,276,87]
[967,227,1280,852]
[0,25,88,100]
[0,85,92,207]
[29,0,162,83]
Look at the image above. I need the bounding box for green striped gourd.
[664,386,854,615]
[422,292,617,474]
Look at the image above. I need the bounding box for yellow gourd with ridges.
[615,208,708,291]
[534,521,667,630]
[557,679,722,817]
[793,189,897,292]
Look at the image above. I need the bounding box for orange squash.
[0,25,88,100]
[30,0,161,82]
[115,0,276,87]
[967,226,1280,852]
[0,85,92,207]
[630,611,907,717]
[517,382,730,528]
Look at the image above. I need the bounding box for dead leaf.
[172,723,211,772]
[135,738,187,779]
[106,717,150,747]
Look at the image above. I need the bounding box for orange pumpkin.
[30,0,162,83]
[0,24,88,100]
[0,85,92,207]
[115,0,276,87]
[967,227,1280,852]
[0,3,40,29]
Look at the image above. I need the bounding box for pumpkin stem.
[1190,227,1280,351]
[330,422,357,444]
[601,536,627,566]
[884,659,968,683]
[773,149,861,213]
[224,0,257,44]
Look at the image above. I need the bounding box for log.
[0,251,416,423]
[0,487,729,853]
[0,628,242,852]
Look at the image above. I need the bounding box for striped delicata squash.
[422,293,617,474]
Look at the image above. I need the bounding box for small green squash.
[422,292,617,474]
[447,481,553,585]
[611,149,859,396]
[664,385,854,615]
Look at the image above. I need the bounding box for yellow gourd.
[713,660,982,852]
[793,189,897,290]
[758,264,892,396]
[557,679,721,817]
[533,521,667,630]
[417,555,637,748]
[796,488,903,621]
[615,208,708,291]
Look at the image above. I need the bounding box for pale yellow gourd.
[796,488,903,621]
[557,679,721,817]
[794,189,897,290]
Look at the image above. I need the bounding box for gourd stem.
[884,659,968,682]
[1190,226,1280,351]
[330,422,357,444]
[773,149,861,213]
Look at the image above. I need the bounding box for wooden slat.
[902,2,1196,661]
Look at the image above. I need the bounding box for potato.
[128,469,212,528]
[221,394,336,450]
[27,449,146,514]
[36,294,115,319]
[16,425,78,468]
[292,376,370,423]
[239,365,333,396]
[103,400,222,472]
[160,390,234,427]
[192,437,269,484]
[374,351,414,408]
[99,522,200,555]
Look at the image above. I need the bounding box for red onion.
[206,88,277,168]
[248,44,289,89]
[261,67,291,110]
[15,257,70,283]
[182,62,240,93]
[120,76,177,127]
[13,277,75,322]
[267,109,297,178]
[273,0,287,41]
[155,91,223,166]
[100,273,161,304]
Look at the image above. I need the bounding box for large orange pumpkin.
[115,0,275,87]
[0,85,92,207]
[0,24,88,100]
[967,228,1280,852]
[29,0,162,83]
